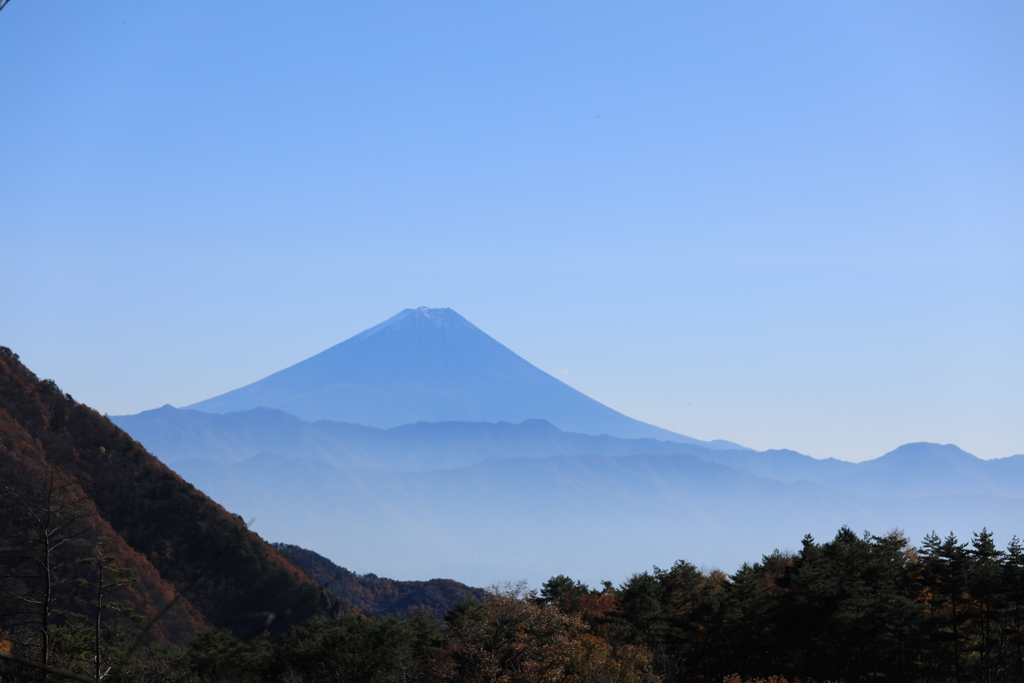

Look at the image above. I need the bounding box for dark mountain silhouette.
[0,346,327,640]
[184,307,742,446]
[273,543,484,617]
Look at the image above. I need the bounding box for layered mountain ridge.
[113,405,750,471]
[164,441,1024,587]
[112,401,1024,586]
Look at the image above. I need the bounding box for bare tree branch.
[0,650,96,683]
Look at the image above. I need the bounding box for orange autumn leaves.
[427,582,659,683]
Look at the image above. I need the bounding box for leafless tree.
[0,464,93,674]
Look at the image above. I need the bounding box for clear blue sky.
[3,2,1022,462]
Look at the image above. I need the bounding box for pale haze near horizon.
[2,2,1021,463]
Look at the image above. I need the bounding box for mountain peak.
[415,305,451,315]
[874,442,979,464]
[350,307,470,342]
[402,306,469,328]
[183,308,732,446]
[398,306,458,320]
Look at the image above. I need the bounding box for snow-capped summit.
[186,307,730,446]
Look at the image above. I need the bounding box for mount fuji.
[186,306,738,447]
[104,309,1024,587]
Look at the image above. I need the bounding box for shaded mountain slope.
[0,346,326,638]
[0,406,205,645]
[185,307,740,446]
[273,543,485,617]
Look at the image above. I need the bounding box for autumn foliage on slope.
[274,542,485,617]
[0,372,203,649]
[427,582,660,683]
[0,347,325,639]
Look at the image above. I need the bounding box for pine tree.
[70,542,142,681]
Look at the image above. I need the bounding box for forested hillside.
[179,526,1024,682]
[0,346,327,649]
[274,543,485,617]
[6,518,1021,682]
[598,526,1024,682]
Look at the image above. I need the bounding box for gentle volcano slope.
[187,307,739,446]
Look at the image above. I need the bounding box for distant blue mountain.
[167,447,1024,587]
[113,405,752,470]
[185,307,741,446]
[818,442,1024,498]
[112,403,1024,585]
[112,307,1024,587]
[112,405,1023,497]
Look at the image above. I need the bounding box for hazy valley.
[109,308,1024,585]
